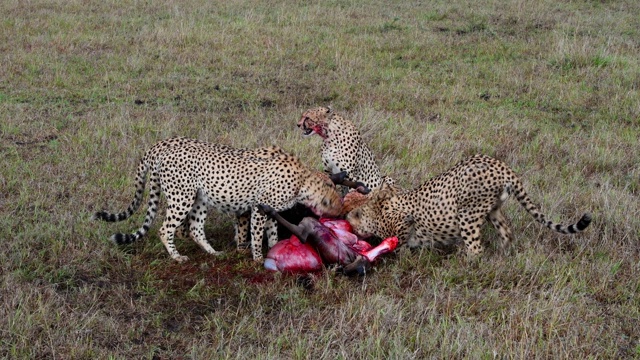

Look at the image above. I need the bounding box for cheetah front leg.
[265,217,279,248]
[249,206,268,262]
[235,213,251,253]
[406,226,436,252]
[390,211,416,249]
[237,211,278,257]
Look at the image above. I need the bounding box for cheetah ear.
[326,106,332,114]
[380,181,397,194]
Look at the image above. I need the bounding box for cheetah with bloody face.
[346,154,592,256]
[94,137,342,263]
[298,106,393,191]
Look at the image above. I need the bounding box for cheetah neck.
[380,197,410,238]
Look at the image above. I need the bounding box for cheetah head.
[297,106,332,138]
[345,201,381,239]
[345,183,397,238]
[341,191,370,216]
[300,171,343,218]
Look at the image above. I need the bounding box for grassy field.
[1,0,639,358]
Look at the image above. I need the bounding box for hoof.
[174,255,189,263]
[342,255,372,276]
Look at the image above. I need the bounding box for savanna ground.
[1,0,639,358]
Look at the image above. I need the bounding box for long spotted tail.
[93,159,149,222]
[93,159,157,245]
[510,180,592,234]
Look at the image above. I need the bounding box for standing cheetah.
[298,106,393,191]
[346,154,592,256]
[94,137,342,262]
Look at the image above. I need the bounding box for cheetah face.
[302,177,343,218]
[345,205,378,239]
[298,117,316,136]
[341,191,370,216]
[313,193,342,218]
[345,183,397,238]
[297,107,331,138]
[315,183,343,218]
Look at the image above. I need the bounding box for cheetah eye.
[322,198,329,207]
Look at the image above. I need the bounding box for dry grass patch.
[1,0,639,358]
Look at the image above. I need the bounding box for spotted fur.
[298,106,393,191]
[346,154,592,256]
[94,137,342,262]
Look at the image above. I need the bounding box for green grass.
[1,0,639,358]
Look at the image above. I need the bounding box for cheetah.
[345,154,592,256]
[298,106,393,191]
[94,137,342,263]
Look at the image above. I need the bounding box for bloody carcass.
[261,204,398,276]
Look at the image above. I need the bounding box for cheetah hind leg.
[459,209,487,257]
[182,190,222,256]
[174,194,223,256]
[161,191,220,263]
[487,208,515,255]
[158,198,191,263]
[175,222,190,240]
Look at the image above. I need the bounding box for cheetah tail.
[108,161,165,245]
[93,159,150,223]
[511,181,592,235]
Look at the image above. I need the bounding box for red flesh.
[265,218,398,274]
[264,235,322,273]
